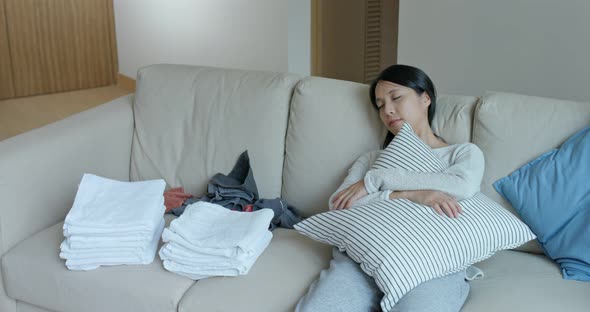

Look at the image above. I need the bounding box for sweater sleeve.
[328,151,392,211]
[363,143,485,201]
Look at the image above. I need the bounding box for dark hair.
[369,64,437,148]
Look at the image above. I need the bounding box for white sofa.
[1,64,589,312]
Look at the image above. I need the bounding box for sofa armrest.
[0,94,135,256]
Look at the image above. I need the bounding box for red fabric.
[243,204,254,212]
[164,187,193,213]
[165,187,192,199]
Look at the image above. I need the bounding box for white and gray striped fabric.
[372,122,446,172]
[295,122,536,312]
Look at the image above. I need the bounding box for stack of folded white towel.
[159,201,274,280]
[60,173,166,270]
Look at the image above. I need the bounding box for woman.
[296,65,485,312]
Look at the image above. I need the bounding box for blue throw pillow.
[494,125,590,282]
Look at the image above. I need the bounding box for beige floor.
[0,85,131,141]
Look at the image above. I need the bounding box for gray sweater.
[328,143,485,211]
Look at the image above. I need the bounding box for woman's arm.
[364,143,484,201]
[390,190,462,218]
[328,151,391,210]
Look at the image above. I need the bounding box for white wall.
[114,0,311,78]
[398,0,590,102]
[288,0,311,76]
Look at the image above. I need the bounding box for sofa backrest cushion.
[130,64,300,199]
[472,91,590,252]
[282,76,478,217]
[431,95,479,144]
[282,77,384,217]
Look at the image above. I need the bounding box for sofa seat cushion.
[462,250,590,311]
[177,228,332,312]
[16,301,52,312]
[2,218,195,312]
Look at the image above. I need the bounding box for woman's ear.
[421,92,431,108]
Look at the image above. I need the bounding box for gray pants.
[296,248,470,312]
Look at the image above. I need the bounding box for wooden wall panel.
[380,0,398,70]
[106,0,118,83]
[5,0,115,97]
[311,0,398,83]
[364,0,381,84]
[316,0,366,83]
[0,0,15,99]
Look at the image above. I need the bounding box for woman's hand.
[391,190,462,218]
[332,180,369,210]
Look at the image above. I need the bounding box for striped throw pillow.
[295,122,536,311]
[372,122,447,172]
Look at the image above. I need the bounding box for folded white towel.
[63,218,165,271]
[161,230,272,280]
[168,202,274,252]
[63,174,166,236]
[60,242,148,258]
[64,222,162,238]
[63,196,164,237]
[161,228,239,258]
[159,236,237,261]
[159,230,272,268]
[65,235,153,250]
[160,263,210,280]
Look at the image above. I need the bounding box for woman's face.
[374,80,431,135]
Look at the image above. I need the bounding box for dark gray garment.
[206,150,259,211]
[253,198,302,230]
[207,185,255,211]
[169,150,259,215]
[169,151,302,230]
